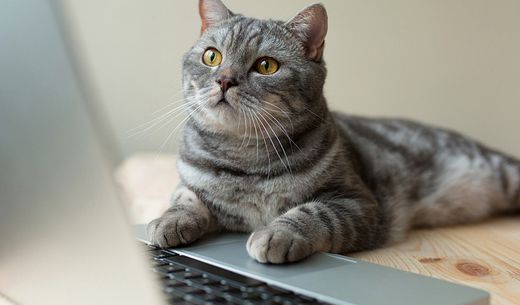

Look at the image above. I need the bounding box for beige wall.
[64,0,520,158]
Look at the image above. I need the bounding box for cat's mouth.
[212,90,238,109]
[216,98,228,105]
[214,97,233,109]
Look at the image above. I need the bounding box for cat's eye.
[255,57,279,75]
[202,48,222,67]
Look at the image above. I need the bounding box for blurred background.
[62,0,520,158]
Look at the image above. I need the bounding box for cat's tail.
[492,151,520,213]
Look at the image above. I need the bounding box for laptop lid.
[0,1,164,305]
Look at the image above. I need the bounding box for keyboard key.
[153,264,187,275]
[163,286,186,298]
[201,294,228,302]
[172,285,206,295]
[221,293,241,303]
[260,291,275,300]
[150,260,169,267]
[166,295,184,304]
[164,278,187,288]
[185,292,228,305]
[273,295,301,305]
[147,249,177,259]
[253,301,284,305]
[162,255,263,286]
[141,241,331,305]
[186,277,221,287]
[210,284,238,293]
[167,301,193,305]
[225,289,263,300]
[171,270,204,281]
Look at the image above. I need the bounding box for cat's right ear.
[285,3,328,62]
[199,0,234,34]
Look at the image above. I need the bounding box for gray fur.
[148,0,520,263]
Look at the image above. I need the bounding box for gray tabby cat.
[148,0,520,263]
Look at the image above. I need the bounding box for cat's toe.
[246,227,314,264]
[147,214,203,248]
[175,216,204,244]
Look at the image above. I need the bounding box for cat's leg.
[246,198,386,264]
[147,185,218,248]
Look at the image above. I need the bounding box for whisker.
[252,110,288,175]
[260,102,295,133]
[247,108,260,161]
[244,107,253,147]
[304,107,324,121]
[238,108,248,149]
[261,100,291,117]
[151,87,212,116]
[127,88,215,138]
[256,111,292,175]
[129,101,192,132]
[150,99,189,116]
[258,107,303,155]
[236,106,242,141]
[126,101,197,138]
[154,98,210,159]
[251,111,271,178]
[239,92,292,175]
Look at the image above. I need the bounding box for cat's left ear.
[285,3,328,61]
[199,0,234,34]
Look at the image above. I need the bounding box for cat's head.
[183,0,328,137]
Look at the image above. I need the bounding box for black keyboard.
[144,243,330,305]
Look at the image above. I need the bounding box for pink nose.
[216,76,238,92]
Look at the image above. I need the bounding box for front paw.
[147,209,207,248]
[246,226,314,264]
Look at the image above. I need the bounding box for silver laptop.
[0,1,489,305]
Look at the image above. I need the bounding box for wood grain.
[117,154,520,305]
[2,154,516,305]
[118,155,520,305]
[351,216,520,305]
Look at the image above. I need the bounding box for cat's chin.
[196,105,242,134]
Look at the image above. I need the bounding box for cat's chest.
[177,159,308,230]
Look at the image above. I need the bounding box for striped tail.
[493,152,520,212]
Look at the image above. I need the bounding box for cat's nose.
[216,76,238,92]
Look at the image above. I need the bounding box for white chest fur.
[177,159,316,231]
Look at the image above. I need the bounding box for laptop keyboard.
[145,244,330,305]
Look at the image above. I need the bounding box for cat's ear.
[199,0,234,34]
[285,3,328,61]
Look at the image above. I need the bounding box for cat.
[147,0,520,264]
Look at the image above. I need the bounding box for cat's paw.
[147,209,207,248]
[246,226,314,264]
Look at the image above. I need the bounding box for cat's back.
[332,111,444,165]
[332,111,483,158]
[331,111,478,203]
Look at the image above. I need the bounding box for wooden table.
[116,154,520,305]
[2,154,518,304]
[353,217,520,305]
[2,154,516,305]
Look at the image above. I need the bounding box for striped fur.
[148,0,520,263]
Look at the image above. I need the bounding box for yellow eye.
[202,48,222,67]
[255,57,279,75]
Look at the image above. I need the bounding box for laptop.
[0,1,489,305]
